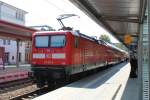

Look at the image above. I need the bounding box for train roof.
[105,42,127,53]
[34,30,68,34]
[33,30,127,54]
[34,30,98,42]
[79,33,98,42]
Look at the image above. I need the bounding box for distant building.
[0,1,29,64]
[31,25,56,31]
[0,40,26,64]
[0,1,27,25]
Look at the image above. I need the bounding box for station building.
[0,1,31,64]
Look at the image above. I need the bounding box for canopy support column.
[16,39,20,68]
[148,0,150,98]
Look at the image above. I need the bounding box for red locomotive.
[31,30,127,87]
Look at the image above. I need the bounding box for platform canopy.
[70,0,146,50]
[0,20,36,41]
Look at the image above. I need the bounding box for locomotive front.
[31,31,71,87]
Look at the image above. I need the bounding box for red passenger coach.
[31,30,126,87]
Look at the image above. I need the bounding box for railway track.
[9,63,122,100]
[0,78,34,93]
[9,86,50,100]
[0,64,122,100]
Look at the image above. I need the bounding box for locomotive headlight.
[52,53,66,59]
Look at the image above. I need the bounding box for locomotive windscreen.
[35,36,49,47]
[35,35,66,48]
[50,35,65,47]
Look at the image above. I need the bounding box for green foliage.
[99,34,111,43]
[114,43,128,51]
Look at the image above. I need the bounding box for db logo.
[46,54,51,58]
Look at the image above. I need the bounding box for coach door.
[82,49,85,64]
[82,48,87,71]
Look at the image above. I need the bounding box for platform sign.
[124,34,132,45]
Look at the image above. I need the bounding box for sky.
[2,0,119,43]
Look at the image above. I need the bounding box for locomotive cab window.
[35,36,49,47]
[50,35,66,47]
[74,36,79,48]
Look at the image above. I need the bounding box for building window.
[7,40,10,45]
[3,40,11,45]
[19,53,21,62]
[12,56,14,60]
[3,40,6,45]
[19,42,22,46]
[26,42,31,48]
[16,11,24,21]
[4,52,9,63]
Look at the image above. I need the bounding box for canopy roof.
[0,20,36,41]
[70,0,146,50]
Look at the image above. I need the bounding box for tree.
[99,34,111,43]
[114,43,128,51]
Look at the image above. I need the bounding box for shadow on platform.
[121,78,140,100]
[67,62,128,89]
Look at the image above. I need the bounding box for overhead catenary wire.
[43,0,67,13]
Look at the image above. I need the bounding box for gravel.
[0,84,38,100]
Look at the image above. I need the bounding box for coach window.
[74,36,79,48]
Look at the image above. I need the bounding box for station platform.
[0,64,31,84]
[4,64,31,71]
[33,62,140,100]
